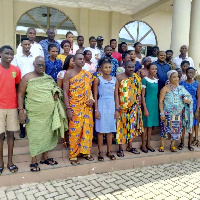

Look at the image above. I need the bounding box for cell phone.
[25,118,30,124]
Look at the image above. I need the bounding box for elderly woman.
[158,70,193,152]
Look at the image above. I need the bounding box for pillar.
[170,0,191,56]
[189,0,200,71]
[110,11,120,41]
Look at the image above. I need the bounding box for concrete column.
[110,11,120,41]
[0,0,4,46]
[79,8,89,46]
[189,0,200,71]
[170,0,191,56]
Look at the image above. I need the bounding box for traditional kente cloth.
[116,73,143,144]
[160,85,193,140]
[68,70,93,158]
[25,74,68,157]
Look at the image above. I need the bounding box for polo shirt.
[11,53,35,77]
[85,47,101,65]
[112,52,122,62]
[173,55,194,69]
[153,61,171,91]
[39,39,60,61]
[0,64,21,109]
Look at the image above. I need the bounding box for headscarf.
[141,57,151,65]
[167,70,178,80]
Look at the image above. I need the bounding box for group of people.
[0,27,199,174]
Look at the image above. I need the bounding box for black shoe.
[140,146,148,153]
[19,132,25,138]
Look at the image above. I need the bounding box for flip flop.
[158,146,164,152]
[30,163,40,172]
[127,148,140,154]
[69,158,80,166]
[117,150,125,157]
[40,158,58,165]
[106,152,116,160]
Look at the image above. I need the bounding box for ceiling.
[15,0,161,15]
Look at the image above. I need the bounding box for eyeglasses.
[35,64,46,68]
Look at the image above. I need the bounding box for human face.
[101,63,111,75]
[105,47,112,57]
[85,51,92,61]
[90,39,96,48]
[27,29,36,42]
[148,65,157,77]
[135,44,142,53]
[97,40,103,48]
[48,47,58,59]
[158,52,166,62]
[170,72,179,85]
[66,33,73,44]
[129,51,136,61]
[180,45,188,54]
[34,58,46,75]
[0,48,14,64]
[110,41,117,49]
[63,43,70,53]
[176,68,182,79]
[77,37,84,47]
[47,29,55,40]
[124,54,131,62]
[186,69,195,79]
[21,40,31,53]
[152,47,159,56]
[75,54,85,68]
[181,63,189,73]
[69,57,74,70]
[166,52,173,61]
[125,62,135,77]
[144,58,151,67]
[121,44,127,52]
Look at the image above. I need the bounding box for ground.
[1,159,200,200]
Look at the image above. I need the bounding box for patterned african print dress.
[116,73,143,144]
[68,70,93,158]
[160,85,193,140]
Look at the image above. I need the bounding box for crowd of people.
[0,27,199,174]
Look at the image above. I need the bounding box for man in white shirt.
[85,36,101,65]
[173,45,194,69]
[17,28,44,58]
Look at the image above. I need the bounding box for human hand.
[160,115,165,121]
[95,111,100,119]
[194,110,199,119]
[54,92,59,100]
[144,109,149,117]
[114,111,119,119]
[67,109,73,121]
[19,112,27,124]
[86,99,94,107]
[183,97,190,104]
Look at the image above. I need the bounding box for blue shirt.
[45,58,62,82]
[153,61,171,91]
[135,61,142,72]
[39,39,60,61]
[104,55,119,77]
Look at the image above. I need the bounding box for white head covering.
[167,70,178,80]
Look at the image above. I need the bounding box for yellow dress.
[57,54,67,66]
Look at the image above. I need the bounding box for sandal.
[178,143,184,150]
[117,150,125,157]
[188,146,194,151]
[40,158,58,165]
[30,163,40,172]
[7,165,18,173]
[158,146,164,152]
[146,146,155,152]
[98,152,104,161]
[83,154,94,161]
[170,146,177,152]
[191,140,199,146]
[127,148,140,154]
[0,168,3,175]
[140,146,148,153]
[69,157,80,166]
[106,152,116,160]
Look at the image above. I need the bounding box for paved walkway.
[1,159,200,200]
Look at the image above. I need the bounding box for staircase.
[1,129,200,187]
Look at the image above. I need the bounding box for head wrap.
[141,57,151,65]
[167,70,178,80]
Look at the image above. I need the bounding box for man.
[73,36,85,53]
[17,27,44,58]
[96,36,104,58]
[0,45,21,174]
[85,36,101,65]
[110,39,122,66]
[173,45,194,69]
[165,50,176,70]
[63,53,94,165]
[153,51,171,91]
[116,61,143,157]
[39,28,60,61]
[18,56,68,172]
[149,46,159,62]
[104,45,119,76]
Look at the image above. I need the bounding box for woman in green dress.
[141,63,159,153]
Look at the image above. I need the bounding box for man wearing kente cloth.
[18,56,68,172]
[63,53,94,165]
[116,61,143,157]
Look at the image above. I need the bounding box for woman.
[158,70,193,152]
[134,42,145,63]
[128,50,142,73]
[57,40,71,66]
[140,57,152,79]
[66,31,75,54]
[83,50,97,74]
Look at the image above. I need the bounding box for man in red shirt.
[110,39,122,66]
[0,45,21,174]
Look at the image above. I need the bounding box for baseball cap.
[96,36,104,41]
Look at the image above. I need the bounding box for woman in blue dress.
[93,58,120,161]
[180,67,200,148]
